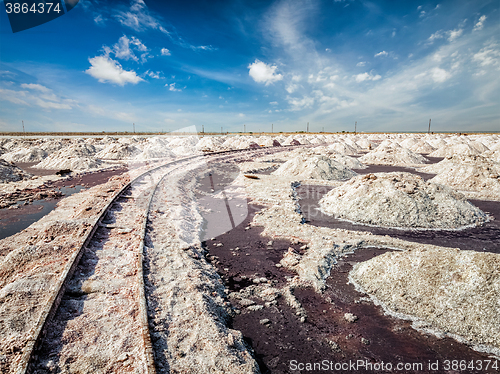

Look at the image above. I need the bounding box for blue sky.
[0,0,498,133]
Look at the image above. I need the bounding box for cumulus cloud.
[248,59,283,85]
[85,55,144,86]
[356,61,366,67]
[355,72,382,82]
[374,51,388,57]
[161,48,171,56]
[473,15,487,32]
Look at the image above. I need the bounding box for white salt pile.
[1,147,48,163]
[349,247,500,355]
[428,143,481,158]
[359,145,428,166]
[408,140,436,154]
[35,156,102,170]
[319,172,487,229]
[272,154,358,181]
[419,154,500,200]
[294,147,366,169]
[328,142,359,155]
[134,144,176,161]
[95,143,141,160]
[0,159,33,183]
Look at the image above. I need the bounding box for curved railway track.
[16,145,303,374]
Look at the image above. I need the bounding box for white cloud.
[270,101,278,105]
[286,84,298,93]
[473,15,487,32]
[473,42,500,67]
[374,51,388,57]
[356,61,366,67]
[145,70,162,79]
[238,113,245,117]
[20,83,50,93]
[430,67,451,83]
[115,0,162,32]
[248,59,283,85]
[94,14,105,25]
[161,48,171,56]
[109,35,150,63]
[0,84,75,110]
[85,55,144,86]
[287,95,314,111]
[428,28,463,44]
[168,83,181,91]
[447,29,463,42]
[355,72,381,82]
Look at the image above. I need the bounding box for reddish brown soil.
[297,185,500,253]
[206,204,495,374]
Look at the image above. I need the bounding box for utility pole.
[272,123,273,133]
[244,124,246,133]
[428,119,431,134]
[354,121,357,135]
[202,125,204,135]
[307,122,309,132]
[133,123,135,133]
[221,126,223,134]
[22,120,25,136]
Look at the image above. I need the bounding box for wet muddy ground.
[205,204,495,374]
[0,167,127,240]
[296,185,500,254]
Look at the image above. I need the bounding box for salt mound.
[349,247,500,354]
[328,142,358,155]
[272,155,357,180]
[196,136,223,151]
[1,147,47,163]
[319,172,487,229]
[95,143,141,160]
[420,154,500,199]
[295,147,366,169]
[399,137,419,149]
[408,140,436,154]
[0,159,33,183]
[359,145,428,166]
[355,138,373,150]
[428,143,480,157]
[35,156,102,170]
[468,141,489,153]
[134,144,176,160]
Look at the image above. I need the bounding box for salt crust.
[319,172,487,230]
[1,147,47,163]
[0,159,33,183]
[272,154,358,181]
[349,247,500,356]
[241,173,500,357]
[419,154,500,201]
[144,162,259,373]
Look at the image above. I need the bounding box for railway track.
[16,145,303,374]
